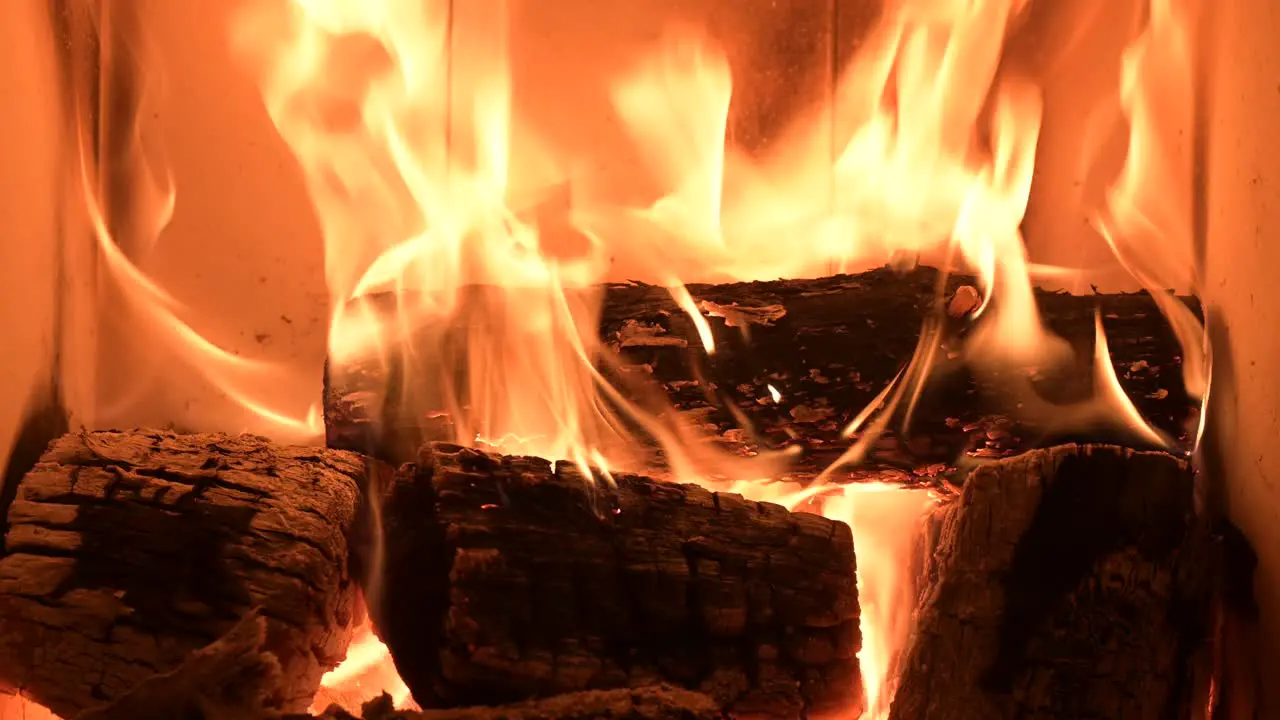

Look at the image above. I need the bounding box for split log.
[324,266,1201,478]
[75,611,283,720]
[306,685,725,720]
[0,429,383,719]
[890,444,1216,720]
[364,442,861,719]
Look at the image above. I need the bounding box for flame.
[61,0,326,442]
[310,622,414,715]
[221,0,1208,713]
[0,695,58,720]
[823,486,938,720]
[1096,0,1210,438]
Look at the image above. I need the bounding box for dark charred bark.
[306,686,725,720]
[0,429,382,719]
[324,267,1201,483]
[890,444,1216,720]
[74,611,284,720]
[366,443,861,719]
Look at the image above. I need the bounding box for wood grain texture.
[325,267,1200,482]
[367,442,861,719]
[306,686,725,720]
[890,444,1215,720]
[75,611,283,720]
[0,429,379,718]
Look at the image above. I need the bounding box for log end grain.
[370,443,863,718]
[890,444,1215,720]
[0,429,385,718]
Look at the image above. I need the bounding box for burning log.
[0,429,380,719]
[325,266,1201,477]
[365,443,861,719]
[75,611,285,720]
[307,685,725,720]
[890,444,1215,720]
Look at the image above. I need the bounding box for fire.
[44,0,1205,715]
[228,0,1203,713]
[823,486,939,719]
[310,622,414,714]
[0,694,57,720]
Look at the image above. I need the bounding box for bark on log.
[889,444,1216,720]
[74,611,283,720]
[324,267,1201,479]
[306,685,725,720]
[0,429,380,719]
[365,442,861,719]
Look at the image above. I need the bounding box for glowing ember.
[310,623,414,715]
[0,695,58,720]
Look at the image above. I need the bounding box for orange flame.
[226,0,1205,712]
[310,622,414,714]
[0,695,58,720]
[48,0,1209,713]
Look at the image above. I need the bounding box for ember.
[0,0,1263,717]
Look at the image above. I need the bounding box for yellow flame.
[669,283,716,354]
[1096,0,1210,426]
[221,0,1206,711]
[823,485,938,719]
[311,623,414,715]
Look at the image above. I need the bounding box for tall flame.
[19,0,1203,716]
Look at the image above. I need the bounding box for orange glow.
[310,622,414,715]
[40,0,1206,713]
[1095,0,1210,444]
[0,695,58,720]
[720,478,936,720]
[824,486,938,719]
[222,0,1205,712]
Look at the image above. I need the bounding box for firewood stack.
[0,431,861,719]
[0,268,1229,719]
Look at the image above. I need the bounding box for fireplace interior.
[0,0,1276,718]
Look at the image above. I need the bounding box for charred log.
[306,686,725,720]
[75,611,283,720]
[0,429,381,718]
[890,444,1216,720]
[324,267,1201,479]
[365,443,861,719]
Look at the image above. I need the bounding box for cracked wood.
[324,266,1200,484]
[0,429,384,719]
[890,444,1217,720]
[364,443,861,719]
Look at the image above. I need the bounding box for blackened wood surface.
[307,685,725,720]
[75,611,283,720]
[368,443,861,719]
[0,429,378,718]
[890,444,1215,720]
[325,267,1199,480]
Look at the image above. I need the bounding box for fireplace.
[0,0,1273,718]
